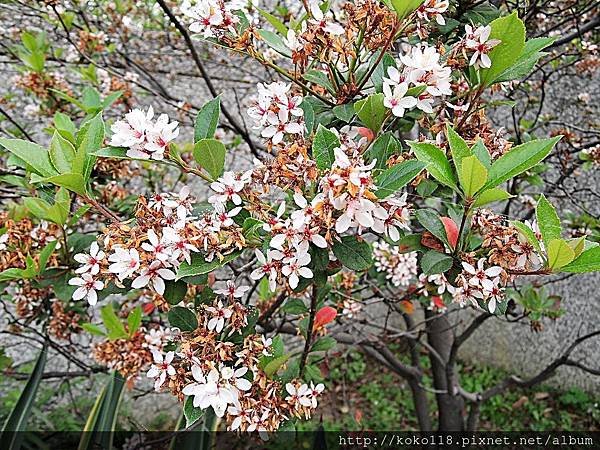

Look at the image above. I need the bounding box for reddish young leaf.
[313,306,337,331]
[441,216,459,249]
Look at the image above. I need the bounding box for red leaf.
[313,306,337,330]
[441,216,459,249]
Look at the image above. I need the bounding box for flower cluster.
[180,0,245,39]
[383,45,453,116]
[247,82,304,145]
[373,242,419,287]
[451,258,506,313]
[108,106,179,161]
[68,185,244,307]
[146,284,324,436]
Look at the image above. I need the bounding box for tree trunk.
[425,311,465,431]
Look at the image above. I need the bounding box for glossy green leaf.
[0,138,57,177]
[536,194,562,250]
[194,97,221,142]
[421,250,453,275]
[100,305,128,340]
[193,138,226,179]
[483,136,561,189]
[332,236,373,271]
[354,93,386,132]
[312,125,340,170]
[127,306,142,336]
[49,131,75,173]
[546,239,575,271]
[163,280,188,305]
[375,160,426,198]
[168,306,199,332]
[459,155,488,198]
[177,251,241,280]
[473,188,512,207]
[408,141,458,190]
[561,246,600,273]
[415,209,449,246]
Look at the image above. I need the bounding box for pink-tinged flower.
[227,405,253,431]
[108,107,153,148]
[383,82,418,117]
[281,249,313,289]
[335,196,379,233]
[307,382,325,408]
[250,249,283,291]
[462,259,503,291]
[162,227,199,265]
[205,300,233,333]
[147,349,176,391]
[141,229,170,261]
[209,171,247,206]
[214,280,250,299]
[74,241,105,275]
[163,186,193,222]
[285,383,312,407]
[132,261,176,295]
[144,113,179,160]
[69,273,104,306]
[417,0,449,25]
[214,205,241,228]
[465,25,501,69]
[108,247,140,280]
[261,109,303,144]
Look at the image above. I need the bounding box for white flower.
[209,171,246,206]
[205,300,233,333]
[465,25,501,69]
[221,365,252,392]
[0,233,9,251]
[108,247,140,280]
[417,0,449,26]
[214,205,241,228]
[250,249,283,291]
[162,227,199,265]
[74,241,105,275]
[307,382,325,408]
[132,261,177,295]
[143,113,179,160]
[214,280,250,299]
[461,259,503,292]
[141,229,170,261]
[147,349,176,391]
[261,109,303,144]
[383,82,418,117]
[69,273,104,306]
[281,248,313,289]
[108,107,153,149]
[285,383,312,407]
[335,196,380,233]
[283,29,302,51]
[227,405,253,431]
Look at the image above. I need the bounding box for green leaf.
[447,125,471,171]
[473,188,512,207]
[183,396,205,428]
[408,141,458,190]
[256,6,288,35]
[282,298,309,314]
[168,306,199,332]
[546,239,575,271]
[49,131,75,173]
[472,139,492,168]
[370,52,396,93]
[127,306,142,336]
[421,250,453,275]
[258,29,291,57]
[311,336,336,352]
[389,0,424,19]
[536,194,562,249]
[0,343,47,450]
[494,37,554,83]
[100,305,128,340]
[81,323,107,336]
[354,93,386,132]
[332,236,373,271]
[415,209,449,245]
[194,97,221,142]
[459,155,488,198]
[193,138,226,179]
[561,246,600,273]
[480,12,526,86]
[79,371,125,450]
[375,160,426,198]
[312,125,340,170]
[41,173,87,196]
[23,197,52,220]
[332,103,355,123]
[163,280,188,305]
[177,251,241,280]
[264,354,290,377]
[0,138,57,177]
[483,136,561,190]
[304,70,335,94]
[511,220,542,255]
[300,99,315,136]
[364,132,400,170]
[75,113,104,180]
[37,240,57,272]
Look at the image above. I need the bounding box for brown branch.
[155,0,259,156]
[299,285,318,378]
